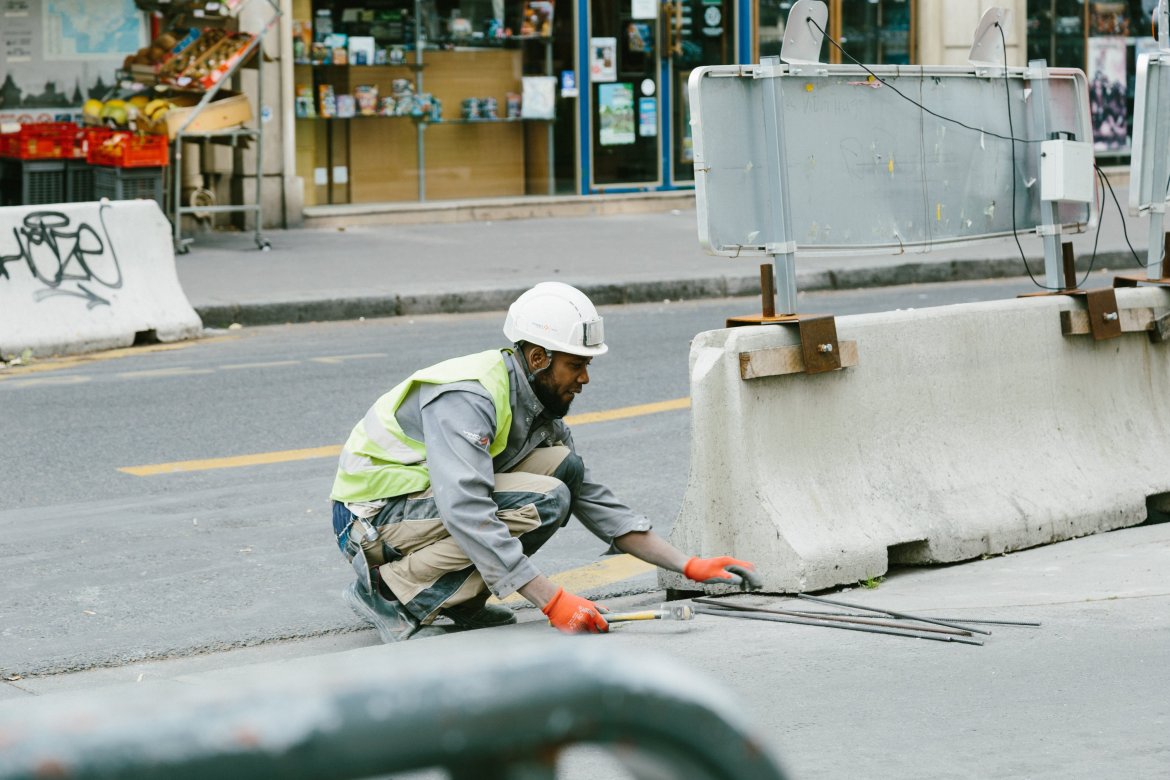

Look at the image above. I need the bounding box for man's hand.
[684,556,763,591]
[541,587,610,634]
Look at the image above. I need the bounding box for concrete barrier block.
[0,200,202,359]
[661,287,1170,594]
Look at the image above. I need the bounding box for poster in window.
[638,97,656,137]
[520,0,554,37]
[598,82,635,146]
[590,36,617,83]
[1,0,145,124]
[1088,2,1129,35]
[1087,36,1128,151]
[678,75,693,165]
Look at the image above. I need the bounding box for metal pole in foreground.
[795,593,990,636]
[693,606,985,646]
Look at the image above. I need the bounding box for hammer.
[606,603,695,623]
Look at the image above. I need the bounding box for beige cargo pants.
[343,445,581,624]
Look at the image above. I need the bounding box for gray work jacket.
[392,350,651,597]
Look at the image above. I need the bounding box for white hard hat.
[503,282,608,357]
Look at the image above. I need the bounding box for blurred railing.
[0,635,788,780]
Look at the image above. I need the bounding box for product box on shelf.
[159,28,257,90]
[154,90,253,138]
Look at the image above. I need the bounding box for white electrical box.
[1040,139,1094,203]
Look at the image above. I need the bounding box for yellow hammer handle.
[606,611,660,623]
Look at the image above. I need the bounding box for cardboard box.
[160,91,253,138]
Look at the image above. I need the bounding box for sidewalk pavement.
[177,189,1158,328]
[3,520,1167,778]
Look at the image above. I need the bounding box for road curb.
[194,250,1140,327]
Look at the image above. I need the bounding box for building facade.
[0,1,1145,228]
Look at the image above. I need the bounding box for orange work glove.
[684,556,763,591]
[541,587,609,634]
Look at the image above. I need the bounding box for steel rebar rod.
[795,593,991,636]
[692,597,973,637]
[692,606,984,646]
[780,609,1040,627]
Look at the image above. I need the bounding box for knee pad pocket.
[554,452,585,494]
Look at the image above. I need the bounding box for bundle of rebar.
[691,593,1040,647]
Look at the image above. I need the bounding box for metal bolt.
[1103,311,1119,322]
[817,343,834,353]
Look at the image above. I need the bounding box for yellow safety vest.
[330,349,513,503]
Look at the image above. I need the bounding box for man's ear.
[525,344,549,370]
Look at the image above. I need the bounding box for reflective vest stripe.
[330,350,512,503]
[361,405,423,464]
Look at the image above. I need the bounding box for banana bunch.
[144,99,174,122]
[81,95,174,129]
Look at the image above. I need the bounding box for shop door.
[668,0,735,184]
[588,0,662,188]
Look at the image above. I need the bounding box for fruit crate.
[0,122,78,160]
[65,159,95,202]
[86,132,170,168]
[76,126,112,160]
[92,165,165,204]
[0,159,67,205]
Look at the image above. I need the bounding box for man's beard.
[533,374,574,418]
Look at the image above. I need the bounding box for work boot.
[343,581,420,643]
[440,595,517,630]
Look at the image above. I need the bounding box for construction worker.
[330,282,759,641]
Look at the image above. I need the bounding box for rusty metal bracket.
[797,316,843,374]
[1114,233,1170,289]
[727,264,853,378]
[1081,287,1123,340]
[1016,243,1122,341]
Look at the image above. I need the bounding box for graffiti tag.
[0,206,123,309]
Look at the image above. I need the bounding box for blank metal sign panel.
[691,64,1093,257]
[1129,52,1170,214]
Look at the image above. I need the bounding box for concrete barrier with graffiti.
[0,200,202,359]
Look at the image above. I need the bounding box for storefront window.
[755,0,912,66]
[757,0,793,60]
[294,0,577,205]
[1028,1,1158,156]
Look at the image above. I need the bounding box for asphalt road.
[0,273,1115,676]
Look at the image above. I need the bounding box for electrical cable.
[805,15,1046,145]
[806,14,1118,290]
[995,21,1049,289]
[1097,163,1157,269]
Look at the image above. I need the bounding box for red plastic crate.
[0,122,77,159]
[79,127,113,158]
[86,131,169,168]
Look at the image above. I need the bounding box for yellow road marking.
[117,367,216,379]
[119,396,691,477]
[489,555,657,605]
[566,397,690,425]
[220,360,302,370]
[310,353,388,364]
[120,445,344,477]
[1,374,91,388]
[0,338,233,380]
